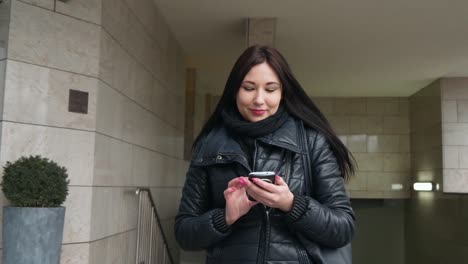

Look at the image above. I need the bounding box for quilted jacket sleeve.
[285,132,355,248]
[175,165,231,250]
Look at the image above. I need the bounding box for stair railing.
[135,188,174,264]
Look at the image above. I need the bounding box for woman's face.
[236,62,282,122]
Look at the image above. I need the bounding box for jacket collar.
[192,117,306,164]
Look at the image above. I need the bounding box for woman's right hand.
[224,177,257,225]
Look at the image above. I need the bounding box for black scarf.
[221,105,289,167]
[221,104,289,138]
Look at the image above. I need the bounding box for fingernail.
[239,178,247,186]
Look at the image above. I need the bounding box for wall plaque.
[68,89,88,114]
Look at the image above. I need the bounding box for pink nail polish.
[239,178,247,186]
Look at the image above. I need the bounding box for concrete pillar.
[246,18,276,47]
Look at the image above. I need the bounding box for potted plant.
[1,155,69,264]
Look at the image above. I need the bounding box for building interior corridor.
[0,0,468,263]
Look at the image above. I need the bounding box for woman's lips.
[250,109,266,116]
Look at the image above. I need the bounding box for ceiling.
[154,0,468,97]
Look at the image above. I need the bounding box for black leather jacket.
[175,117,355,264]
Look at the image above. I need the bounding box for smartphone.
[247,171,276,201]
[248,171,276,184]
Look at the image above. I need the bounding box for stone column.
[246,18,276,47]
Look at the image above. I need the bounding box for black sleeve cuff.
[212,209,230,233]
[285,195,309,223]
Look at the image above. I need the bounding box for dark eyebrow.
[266,82,280,87]
[241,81,256,85]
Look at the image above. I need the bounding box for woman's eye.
[243,86,255,91]
[266,88,278,92]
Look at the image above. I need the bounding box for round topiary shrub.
[1,155,69,207]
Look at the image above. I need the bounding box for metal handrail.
[135,188,174,264]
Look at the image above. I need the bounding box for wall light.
[413,182,438,192]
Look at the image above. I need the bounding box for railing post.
[135,188,174,264]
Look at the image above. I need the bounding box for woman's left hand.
[246,175,294,212]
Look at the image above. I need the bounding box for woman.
[175,45,355,264]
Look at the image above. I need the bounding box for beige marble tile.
[103,0,161,81]
[412,148,443,172]
[90,187,138,241]
[349,116,384,134]
[61,242,90,264]
[327,115,349,134]
[0,60,5,118]
[366,98,399,116]
[19,0,54,10]
[0,122,95,185]
[313,98,333,114]
[152,79,185,130]
[442,123,468,146]
[110,36,135,98]
[353,153,384,172]
[133,146,188,188]
[411,124,441,152]
[333,98,366,115]
[383,116,410,134]
[443,169,468,193]
[414,169,443,183]
[98,29,113,87]
[4,60,97,130]
[126,230,137,264]
[151,156,188,188]
[367,135,399,153]
[95,80,125,139]
[122,93,147,146]
[337,135,347,147]
[398,98,409,116]
[0,191,8,246]
[457,100,468,123]
[399,134,410,153]
[348,190,383,199]
[132,145,155,187]
[346,171,367,191]
[367,172,410,192]
[443,146,459,169]
[101,0,129,50]
[459,146,468,169]
[384,153,411,172]
[9,1,100,76]
[151,187,182,221]
[160,218,179,262]
[0,0,10,60]
[124,0,158,41]
[153,121,185,159]
[347,135,367,152]
[441,78,468,100]
[56,0,102,25]
[165,37,179,86]
[442,100,458,123]
[93,133,133,186]
[89,231,134,264]
[133,61,153,111]
[62,187,93,243]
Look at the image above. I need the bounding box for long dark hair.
[193,45,355,180]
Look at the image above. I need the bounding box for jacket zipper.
[283,151,291,185]
[264,208,271,264]
[252,140,267,264]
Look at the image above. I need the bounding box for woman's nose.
[253,91,265,105]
